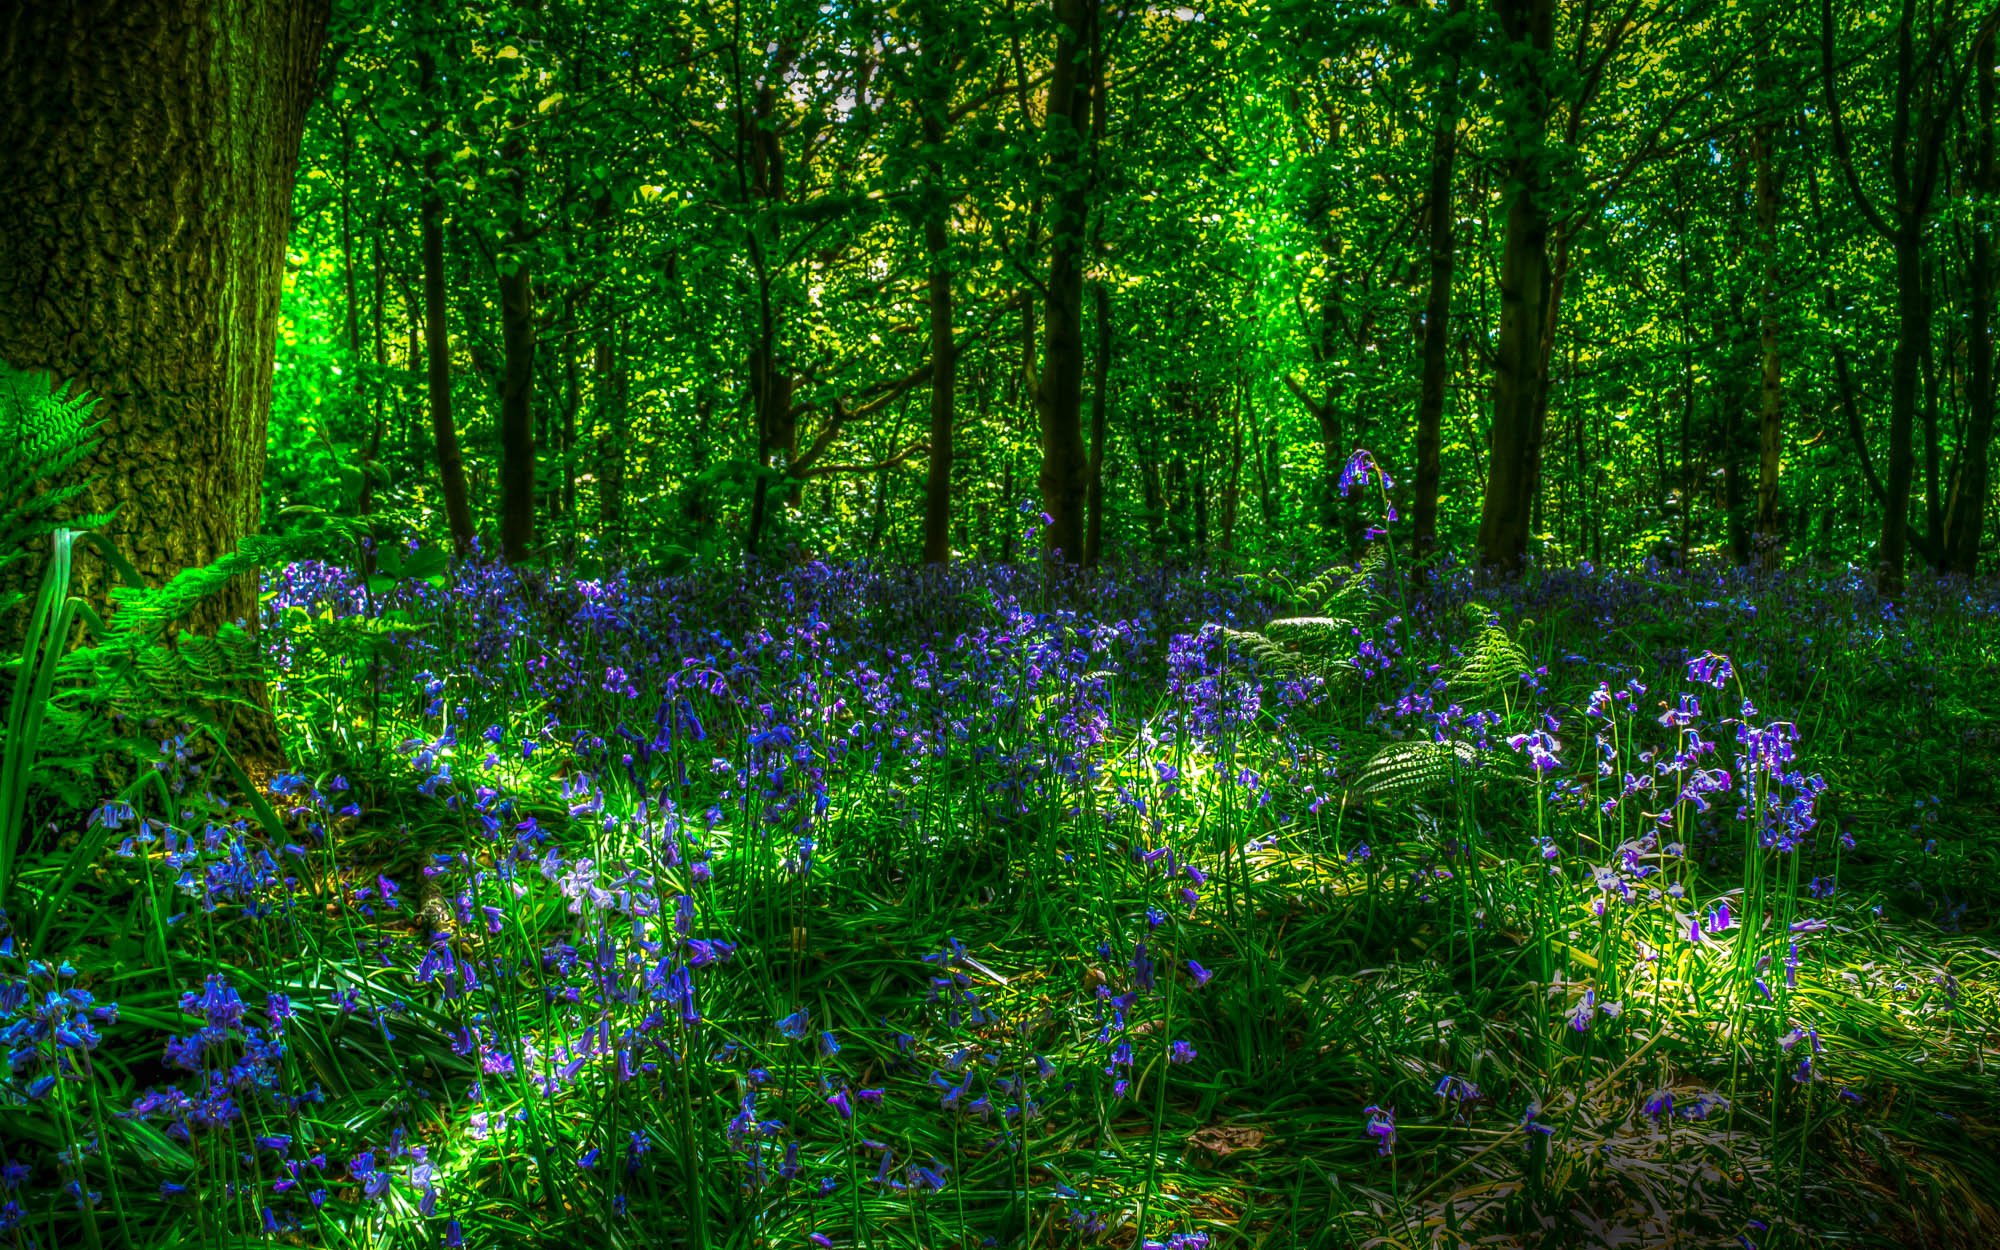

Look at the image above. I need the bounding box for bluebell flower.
[1362,1104,1395,1155]
[1433,1073,1479,1102]
[1643,1089,1674,1121]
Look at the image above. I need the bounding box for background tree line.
[7,0,1999,612]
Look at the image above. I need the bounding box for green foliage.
[0,360,357,918]
[1453,605,1533,698]
[0,362,112,620]
[1351,737,1491,800]
[1217,544,1390,682]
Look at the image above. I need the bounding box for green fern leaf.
[1352,739,1488,800]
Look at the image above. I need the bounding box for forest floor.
[4,549,1999,1250]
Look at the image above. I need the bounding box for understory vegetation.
[3,518,1997,1249]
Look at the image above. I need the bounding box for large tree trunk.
[1413,0,1464,559]
[1944,30,1995,576]
[1475,0,1554,576]
[1034,0,1099,563]
[0,0,329,757]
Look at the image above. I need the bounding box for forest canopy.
[265,0,1998,590]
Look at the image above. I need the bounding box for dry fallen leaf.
[1186,1123,1269,1158]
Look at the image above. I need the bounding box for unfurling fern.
[1453,605,1531,696]
[1351,739,1489,800]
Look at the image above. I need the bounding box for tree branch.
[1821,0,1897,239]
[1281,372,1323,417]
[797,441,930,479]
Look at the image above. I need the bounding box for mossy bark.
[0,0,331,759]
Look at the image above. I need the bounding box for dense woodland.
[245,0,1994,587]
[2,3,2000,1249]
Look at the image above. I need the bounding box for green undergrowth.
[1,549,1996,1250]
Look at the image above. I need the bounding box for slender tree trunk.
[1192,432,1209,560]
[1922,283,1943,556]
[562,302,579,528]
[495,94,537,565]
[340,112,361,361]
[418,51,475,556]
[495,93,537,566]
[403,285,422,475]
[357,230,387,572]
[685,397,715,534]
[1475,0,1554,576]
[1414,0,1464,558]
[1221,395,1245,565]
[920,213,955,567]
[1880,221,1928,595]
[1944,32,1995,575]
[497,252,536,564]
[741,45,797,557]
[1083,283,1111,567]
[1520,230,1571,537]
[919,40,956,567]
[1752,116,1786,569]
[595,337,618,541]
[1035,0,1099,563]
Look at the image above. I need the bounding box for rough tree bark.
[0,0,331,758]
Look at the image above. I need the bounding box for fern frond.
[1219,624,1359,683]
[1216,626,1297,672]
[1264,616,1357,648]
[0,365,111,607]
[1352,739,1487,800]
[1454,611,1531,697]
